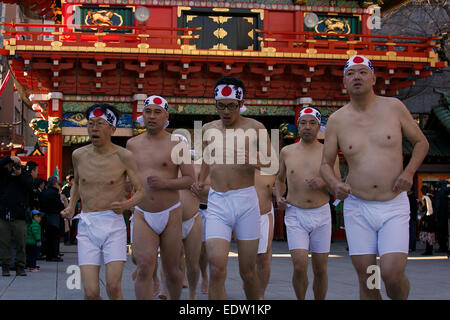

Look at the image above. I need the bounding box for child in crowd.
[26,209,43,272]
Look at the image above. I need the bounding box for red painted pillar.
[47,92,63,182]
[132,94,147,135]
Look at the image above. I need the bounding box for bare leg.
[183,215,202,299]
[158,263,168,300]
[105,261,125,300]
[159,207,183,300]
[132,210,160,300]
[206,238,230,300]
[350,254,382,300]
[153,257,160,297]
[380,252,409,300]
[311,252,329,300]
[180,246,188,288]
[237,239,261,300]
[290,249,309,300]
[80,265,102,300]
[255,212,273,299]
[199,241,209,294]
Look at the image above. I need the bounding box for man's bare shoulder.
[115,144,136,164]
[378,96,406,112]
[242,116,266,130]
[126,132,144,148]
[328,104,351,122]
[72,144,92,160]
[280,143,297,157]
[203,120,221,130]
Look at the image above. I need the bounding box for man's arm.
[254,124,274,169]
[320,115,351,200]
[393,100,429,192]
[274,148,288,209]
[147,141,195,190]
[112,150,145,213]
[61,152,81,218]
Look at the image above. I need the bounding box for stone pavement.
[1,240,449,300]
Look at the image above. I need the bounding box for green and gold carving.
[62,101,132,113]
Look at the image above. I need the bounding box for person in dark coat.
[434,181,449,253]
[0,157,37,276]
[407,190,418,252]
[39,176,65,262]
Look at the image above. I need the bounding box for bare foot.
[158,292,168,300]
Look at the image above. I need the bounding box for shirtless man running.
[61,103,145,300]
[276,107,340,300]
[320,55,429,300]
[254,168,276,299]
[193,76,274,300]
[126,95,195,300]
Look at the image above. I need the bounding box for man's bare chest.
[337,120,401,156]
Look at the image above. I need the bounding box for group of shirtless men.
[60,55,429,300]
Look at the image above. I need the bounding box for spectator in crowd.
[33,178,47,260]
[39,176,65,262]
[407,189,418,252]
[0,157,37,277]
[434,180,449,253]
[418,185,435,256]
[26,209,43,272]
[62,174,77,245]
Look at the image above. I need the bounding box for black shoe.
[2,266,10,277]
[421,251,433,256]
[16,266,27,276]
[58,253,64,257]
[46,257,63,262]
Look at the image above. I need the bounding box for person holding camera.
[0,156,38,277]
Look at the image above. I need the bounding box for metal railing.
[0,21,441,59]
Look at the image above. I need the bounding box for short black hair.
[34,177,46,188]
[47,176,59,187]
[85,103,121,125]
[66,175,74,182]
[25,161,38,173]
[214,76,246,94]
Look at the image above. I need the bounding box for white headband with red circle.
[88,107,118,127]
[214,84,244,101]
[344,55,374,75]
[143,95,169,113]
[142,95,170,128]
[297,107,321,124]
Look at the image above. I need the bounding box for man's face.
[343,65,376,96]
[87,117,115,146]
[142,105,168,131]
[31,167,38,179]
[215,99,242,126]
[298,115,320,142]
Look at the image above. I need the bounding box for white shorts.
[182,213,199,240]
[205,186,260,242]
[284,202,331,253]
[258,205,274,254]
[75,210,127,266]
[198,207,207,242]
[343,191,410,256]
